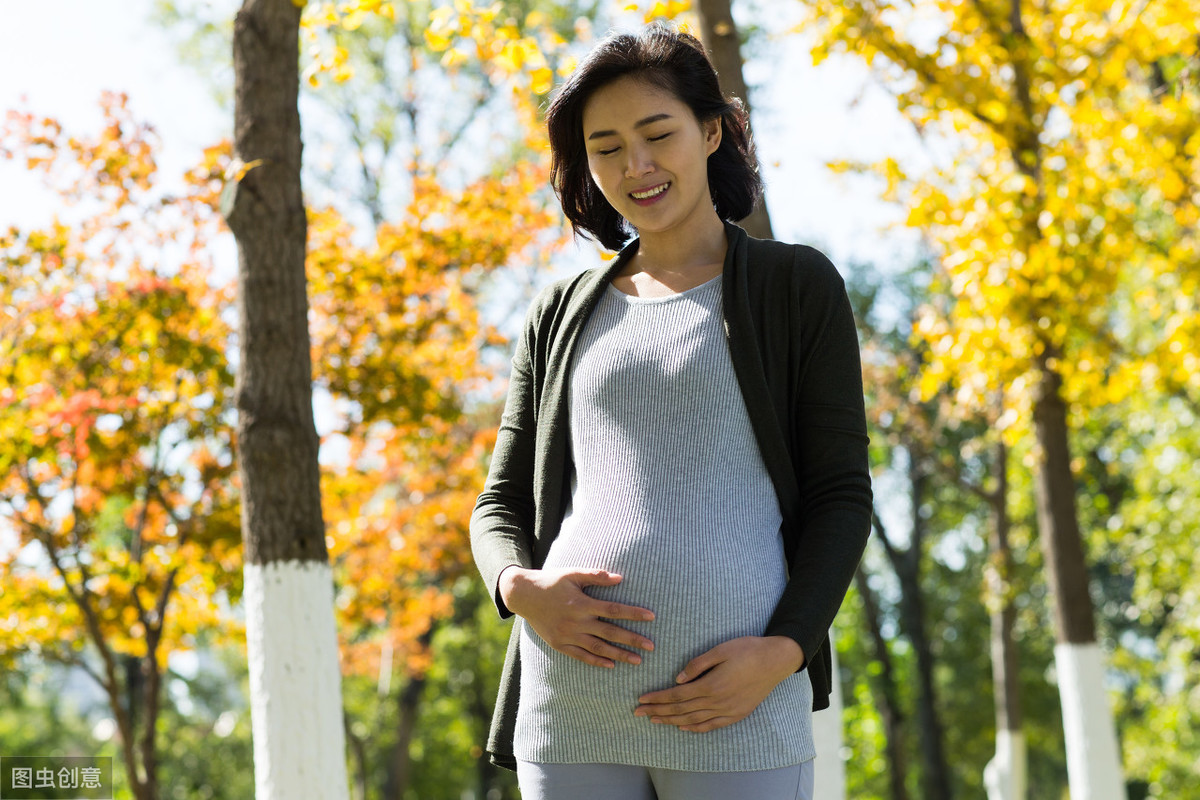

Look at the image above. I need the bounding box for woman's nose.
[624,144,653,178]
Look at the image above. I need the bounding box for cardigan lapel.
[720,222,803,549]
[532,241,638,564]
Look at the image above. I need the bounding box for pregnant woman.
[470,22,872,800]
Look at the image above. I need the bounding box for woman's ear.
[704,117,723,156]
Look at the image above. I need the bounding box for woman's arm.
[765,250,873,666]
[470,321,540,617]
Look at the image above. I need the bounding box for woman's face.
[581,75,722,240]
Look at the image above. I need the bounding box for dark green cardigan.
[470,221,873,770]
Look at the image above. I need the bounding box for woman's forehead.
[581,77,690,131]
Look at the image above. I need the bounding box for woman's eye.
[597,147,620,156]
[648,133,672,142]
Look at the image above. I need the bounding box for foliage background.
[1,1,1196,799]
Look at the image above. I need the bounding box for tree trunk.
[984,439,1027,800]
[386,672,428,800]
[1000,0,1126,791]
[694,0,774,240]
[1032,355,1126,800]
[888,454,953,800]
[228,2,349,798]
[855,565,911,800]
[385,626,436,800]
[344,714,368,800]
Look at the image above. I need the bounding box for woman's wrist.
[763,635,806,673]
[498,564,529,613]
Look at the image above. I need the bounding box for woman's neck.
[612,214,728,298]
[630,212,727,277]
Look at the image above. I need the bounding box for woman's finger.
[591,596,657,623]
[562,644,617,669]
[595,621,654,651]
[649,708,718,727]
[680,715,740,733]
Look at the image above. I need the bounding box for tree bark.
[694,0,774,240]
[1001,0,1125,794]
[1031,356,1095,645]
[988,441,1021,732]
[387,672,428,800]
[890,453,953,800]
[1032,354,1127,799]
[385,625,435,800]
[870,449,953,800]
[229,2,349,798]
[229,5,324,566]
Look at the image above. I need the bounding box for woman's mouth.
[629,182,670,206]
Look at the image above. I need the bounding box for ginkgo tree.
[800,1,1199,798]
[0,94,242,800]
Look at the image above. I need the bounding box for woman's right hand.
[499,566,656,668]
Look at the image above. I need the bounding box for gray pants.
[516,759,815,800]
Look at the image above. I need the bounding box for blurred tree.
[803,2,1200,797]
[693,0,773,238]
[0,648,256,800]
[226,1,348,798]
[0,94,241,800]
[845,262,1076,799]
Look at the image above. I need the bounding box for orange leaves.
[2,92,158,209]
[0,97,241,684]
[325,415,490,678]
[307,151,562,678]
[308,159,558,428]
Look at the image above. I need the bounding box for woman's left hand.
[634,636,805,733]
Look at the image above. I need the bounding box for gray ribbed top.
[513,275,814,771]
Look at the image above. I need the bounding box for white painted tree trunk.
[1055,643,1127,800]
[245,560,349,800]
[813,634,846,800]
[984,730,1027,800]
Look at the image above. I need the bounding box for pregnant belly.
[528,511,789,701]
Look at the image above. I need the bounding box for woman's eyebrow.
[586,113,675,140]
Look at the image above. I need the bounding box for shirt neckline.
[605,273,722,304]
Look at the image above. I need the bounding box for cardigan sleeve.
[763,248,873,668]
[470,309,541,619]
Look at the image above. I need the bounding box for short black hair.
[545,23,764,251]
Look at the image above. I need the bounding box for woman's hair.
[545,23,764,251]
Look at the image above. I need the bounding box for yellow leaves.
[980,99,1007,124]
[494,37,543,73]
[530,66,555,95]
[1160,170,1187,202]
[642,0,691,21]
[423,14,455,52]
